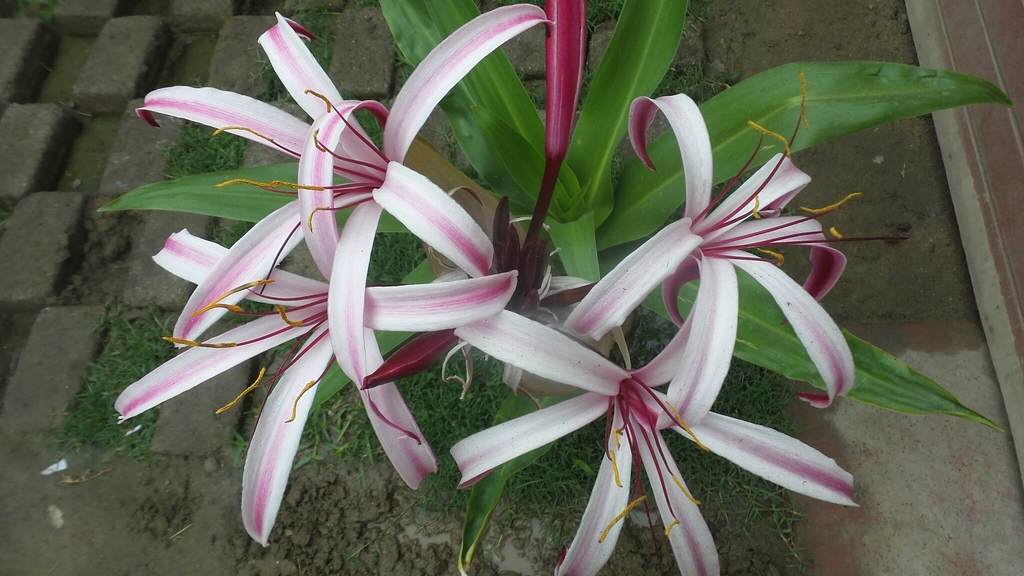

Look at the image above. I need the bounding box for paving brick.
[0,19,59,115]
[98,99,182,199]
[502,23,546,81]
[123,211,211,310]
[0,192,86,307]
[149,359,253,456]
[329,7,394,100]
[0,306,105,433]
[283,0,345,15]
[170,0,236,33]
[0,103,80,201]
[73,17,170,116]
[52,0,132,36]
[208,16,275,99]
[587,21,615,72]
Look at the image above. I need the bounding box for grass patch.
[58,304,177,461]
[165,123,247,179]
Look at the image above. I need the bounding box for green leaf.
[311,260,435,407]
[548,211,600,281]
[599,61,1014,249]
[99,163,407,232]
[567,0,687,227]
[639,269,997,428]
[459,393,561,572]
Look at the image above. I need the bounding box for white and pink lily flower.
[450,310,855,576]
[566,93,854,413]
[115,229,517,545]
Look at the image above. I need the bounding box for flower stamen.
[608,449,623,488]
[751,195,762,219]
[216,367,267,414]
[672,475,701,505]
[829,226,844,239]
[191,280,275,316]
[285,380,318,423]
[275,305,304,327]
[799,70,811,130]
[800,192,862,215]
[163,336,237,348]
[747,121,792,156]
[215,178,325,192]
[663,518,680,536]
[757,248,786,267]
[303,89,333,113]
[663,402,709,452]
[598,496,647,543]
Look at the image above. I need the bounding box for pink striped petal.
[661,255,700,326]
[629,95,713,220]
[455,311,623,396]
[361,331,438,488]
[451,393,608,485]
[258,13,343,119]
[298,113,345,278]
[175,203,303,342]
[373,162,493,277]
[566,218,700,340]
[685,412,856,505]
[804,245,846,301]
[364,271,517,332]
[327,201,381,385]
[544,0,586,162]
[636,430,719,576]
[556,408,631,576]
[115,313,315,419]
[384,4,548,162]
[699,154,810,238]
[665,257,738,421]
[138,86,309,158]
[730,253,854,405]
[242,325,334,545]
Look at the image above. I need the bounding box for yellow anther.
[191,280,275,317]
[285,380,318,423]
[599,496,646,543]
[799,70,810,129]
[665,403,709,452]
[275,305,304,327]
[307,205,333,231]
[312,128,328,153]
[757,248,786,267]
[800,192,862,215]
[829,226,844,239]
[747,121,791,156]
[205,303,245,313]
[751,195,762,220]
[212,125,277,145]
[162,336,237,348]
[216,367,267,414]
[215,178,326,192]
[664,518,680,536]
[608,449,623,488]
[612,427,624,449]
[672,475,702,506]
[304,89,333,113]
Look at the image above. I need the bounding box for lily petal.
[556,409,631,576]
[730,253,854,405]
[661,255,700,326]
[455,311,624,396]
[384,4,548,162]
[699,154,810,238]
[297,113,345,278]
[365,271,517,332]
[451,393,608,486]
[242,325,333,545]
[636,430,719,576]
[175,203,303,342]
[373,162,493,278]
[685,412,857,505]
[804,244,846,301]
[115,313,316,419]
[258,13,344,119]
[137,86,310,158]
[668,257,739,421]
[567,218,700,340]
[629,95,713,220]
[327,201,381,385]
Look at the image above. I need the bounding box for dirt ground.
[0,1,976,575]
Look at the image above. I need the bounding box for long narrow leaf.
[599,61,1014,249]
[548,211,600,281]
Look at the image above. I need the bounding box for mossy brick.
[329,7,394,100]
[587,21,615,72]
[0,104,80,201]
[72,16,170,116]
[99,99,182,198]
[0,18,59,115]
[283,0,345,15]
[0,306,105,433]
[502,22,546,81]
[149,359,253,456]
[52,0,134,36]
[207,16,276,99]
[170,0,236,33]
[0,192,86,307]
[122,211,211,310]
